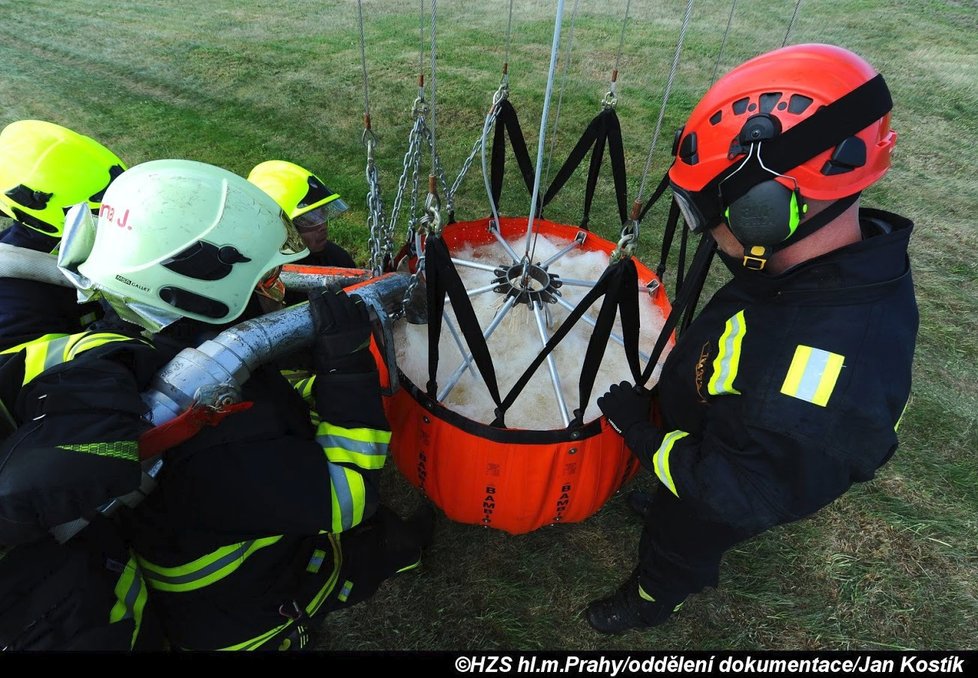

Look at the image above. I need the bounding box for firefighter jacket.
[124,330,392,650]
[0,330,166,649]
[627,209,918,533]
[0,223,101,351]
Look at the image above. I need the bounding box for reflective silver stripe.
[317,434,387,458]
[306,549,326,574]
[143,540,259,588]
[337,580,354,602]
[41,335,72,372]
[796,348,832,402]
[119,568,142,620]
[709,311,745,396]
[329,464,355,531]
[781,345,845,407]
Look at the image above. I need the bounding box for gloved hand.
[598,381,663,472]
[308,287,374,374]
[598,381,653,436]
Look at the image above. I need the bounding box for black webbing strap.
[640,232,717,387]
[655,200,682,282]
[424,237,504,419]
[675,218,690,295]
[542,108,629,229]
[707,74,892,208]
[571,258,642,426]
[491,262,625,426]
[490,99,539,213]
[678,234,713,334]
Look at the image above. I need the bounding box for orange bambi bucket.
[382,216,672,535]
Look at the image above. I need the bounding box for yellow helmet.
[247,160,349,230]
[0,120,127,237]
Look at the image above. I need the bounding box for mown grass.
[1,0,975,650]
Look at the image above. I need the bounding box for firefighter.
[248,160,357,268]
[587,44,917,633]
[0,120,126,350]
[0,159,433,650]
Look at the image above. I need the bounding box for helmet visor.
[671,185,710,233]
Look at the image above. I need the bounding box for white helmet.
[75,159,308,329]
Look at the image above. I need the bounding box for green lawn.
[2,0,976,650]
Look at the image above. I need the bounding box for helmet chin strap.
[740,192,860,270]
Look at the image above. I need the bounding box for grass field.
[1,0,976,651]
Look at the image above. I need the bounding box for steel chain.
[364,132,388,276]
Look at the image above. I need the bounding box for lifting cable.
[357,0,389,277]
[420,1,642,429]
[523,0,567,264]
[637,0,810,383]
[540,0,631,234]
[543,0,582,191]
[782,0,803,47]
[710,0,738,86]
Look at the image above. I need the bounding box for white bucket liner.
[395,233,668,429]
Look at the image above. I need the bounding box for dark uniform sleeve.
[143,360,390,539]
[310,358,390,534]
[0,335,159,545]
[639,389,901,533]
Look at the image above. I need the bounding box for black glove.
[598,381,653,436]
[308,288,374,374]
[598,381,663,472]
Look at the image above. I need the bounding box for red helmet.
[668,43,896,235]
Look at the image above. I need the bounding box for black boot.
[403,502,436,550]
[382,502,436,575]
[585,574,684,634]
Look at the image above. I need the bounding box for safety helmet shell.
[0,120,127,237]
[247,160,348,220]
[77,159,308,325]
[669,43,896,202]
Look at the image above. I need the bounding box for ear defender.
[724,181,808,270]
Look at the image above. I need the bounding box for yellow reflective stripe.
[2,331,135,385]
[638,584,656,602]
[295,376,316,400]
[22,335,71,384]
[780,345,845,407]
[318,423,390,471]
[137,535,285,593]
[653,430,689,497]
[329,465,366,532]
[108,556,148,650]
[895,396,911,431]
[396,558,421,574]
[214,534,342,650]
[317,423,391,445]
[336,579,354,603]
[305,534,342,616]
[215,621,293,651]
[708,310,745,396]
[65,332,132,360]
[0,333,68,355]
[281,370,316,405]
[59,440,139,462]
